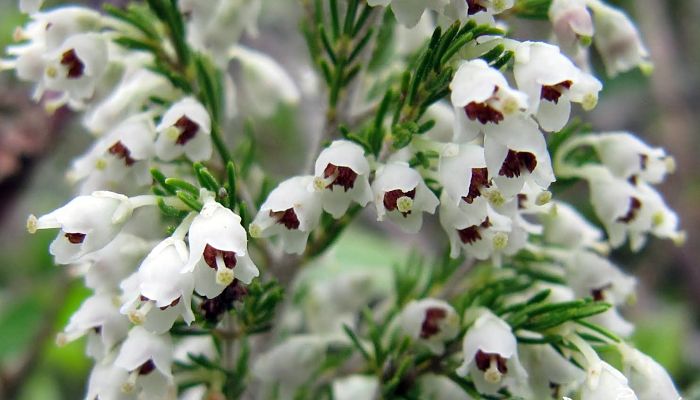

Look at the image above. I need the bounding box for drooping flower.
[457,310,527,395]
[367,0,449,28]
[249,176,323,254]
[541,201,605,250]
[155,97,212,162]
[591,132,675,185]
[519,344,585,399]
[27,191,133,264]
[372,162,439,233]
[581,361,637,400]
[549,0,594,53]
[311,140,372,218]
[399,298,460,354]
[332,375,379,400]
[183,199,259,298]
[438,143,492,220]
[620,345,680,400]
[114,327,176,399]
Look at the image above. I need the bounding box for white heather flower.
[588,0,651,76]
[81,233,150,293]
[84,68,174,134]
[519,344,585,399]
[444,0,514,23]
[549,0,594,52]
[438,143,491,220]
[250,176,323,254]
[58,293,129,360]
[592,132,675,184]
[372,162,439,233]
[542,201,605,250]
[183,199,259,298]
[332,375,379,400]
[450,59,528,142]
[367,0,449,28]
[620,346,680,400]
[311,140,372,218]
[86,355,135,400]
[439,193,512,261]
[114,327,175,399]
[155,97,212,162]
[564,250,636,336]
[253,335,328,398]
[230,45,301,117]
[121,238,195,334]
[484,116,555,198]
[41,33,108,105]
[69,113,156,193]
[582,361,637,400]
[457,310,527,395]
[27,191,133,264]
[514,41,602,131]
[399,299,460,354]
[418,374,474,400]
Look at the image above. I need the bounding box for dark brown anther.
[498,150,537,178]
[323,163,358,191]
[463,168,490,204]
[517,194,528,209]
[60,49,85,79]
[617,197,642,223]
[466,0,487,15]
[458,226,481,244]
[474,350,508,373]
[65,232,86,244]
[138,360,156,375]
[383,188,417,217]
[540,80,573,103]
[420,307,448,339]
[202,244,237,270]
[639,154,649,170]
[591,283,613,301]
[174,116,199,145]
[464,102,504,124]
[108,141,136,166]
[269,208,300,230]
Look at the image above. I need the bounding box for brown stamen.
[457,218,491,244]
[138,360,156,375]
[60,49,84,79]
[202,244,237,270]
[65,232,86,244]
[498,150,537,178]
[323,163,358,192]
[463,168,490,204]
[420,307,448,339]
[383,188,416,217]
[617,197,642,223]
[269,208,300,230]
[474,350,508,374]
[464,102,504,124]
[108,141,136,166]
[540,80,573,103]
[466,0,487,15]
[174,116,199,145]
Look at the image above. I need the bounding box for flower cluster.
[4,0,685,399]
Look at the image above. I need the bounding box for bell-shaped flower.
[183,199,259,298]
[418,374,475,400]
[444,0,514,24]
[311,140,372,218]
[450,59,528,142]
[332,375,379,400]
[57,293,129,360]
[27,191,133,264]
[588,0,651,76]
[121,238,195,334]
[367,0,449,28]
[582,361,637,400]
[438,143,492,219]
[591,132,675,185]
[114,327,176,399]
[514,41,602,132]
[372,162,439,233]
[457,310,527,395]
[230,45,300,117]
[155,97,212,162]
[69,113,156,193]
[86,355,136,400]
[484,116,554,198]
[399,298,459,354]
[519,344,585,399]
[440,194,512,261]
[542,201,605,250]
[250,176,323,254]
[620,346,680,400]
[80,233,150,293]
[549,0,594,53]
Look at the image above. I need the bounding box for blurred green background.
[0,0,699,398]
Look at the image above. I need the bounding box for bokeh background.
[0,0,698,398]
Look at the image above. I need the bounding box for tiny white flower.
[592,132,675,184]
[438,143,491,219]
[121,238,195,334]
[85,355,135,400]
[549,0,594,52]
[457,310,527,395]
[519,343,585,399]
[230,45,300,117]
[542,201,605,250]
[250,176,323,254]
[399,299,459,354]
[372,162,439,233]
[484,116,555,198]
[81,233,150,293]
[114,327,175,399]
[26,191,133,264]
[514,41,602,131]
[367,0,449,28]
[450,59,529,142]
[332,375,379,400]
[620,346,680,400]
[311,140,372,218]
[155,97,212,162]
[444,0,514,23]
[582,361,637,400]
[588,0,651,76]
[184,199,259,298]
